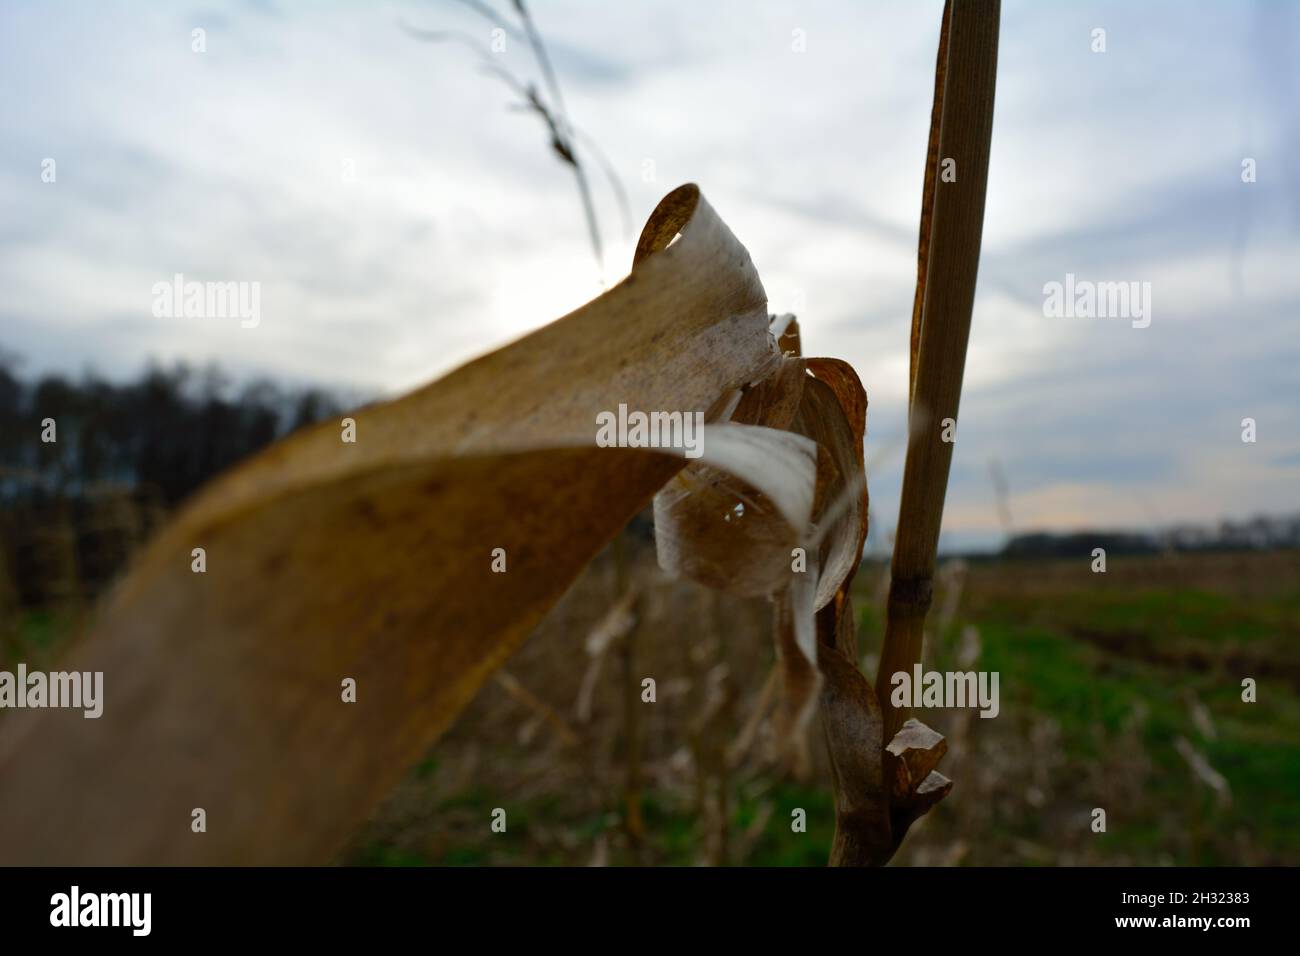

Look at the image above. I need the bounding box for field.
[346,545,1300,866]
[5,538,1297,866]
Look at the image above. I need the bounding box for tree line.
[0,354,347,507]
[0,354,351,610]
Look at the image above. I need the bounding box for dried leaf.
[655,303,870,779]
[794,360,869,610]
[818,637,892,865]
[884,717,948,806]
[0,184,815,865]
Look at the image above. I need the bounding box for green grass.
[737,785,836,867]
[968,589,1300,862]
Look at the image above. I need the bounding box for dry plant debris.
[0,184,900,865]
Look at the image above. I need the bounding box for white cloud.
[0,0,1295,544]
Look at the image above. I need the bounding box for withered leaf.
[0,185,824,865]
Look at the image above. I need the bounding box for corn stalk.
[876,0,1000,743]
[819,0,999,868]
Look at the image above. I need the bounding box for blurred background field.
[342,539,1300,867]
[4,502,1297,866]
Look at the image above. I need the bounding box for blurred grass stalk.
[875,0,1000,743]
[613,532,646,850]
[405,0,631,281]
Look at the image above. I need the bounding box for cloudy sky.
[2,0,1297,551]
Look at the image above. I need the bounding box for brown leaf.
[818,631,892,866]
[656,330,870,775]
[884,717,948,807]
[0,184,812,865]
[793,361,869,610]
[653,424,817,600]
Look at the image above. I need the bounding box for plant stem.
[877,0,1000,743]
[614,532,645,851]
